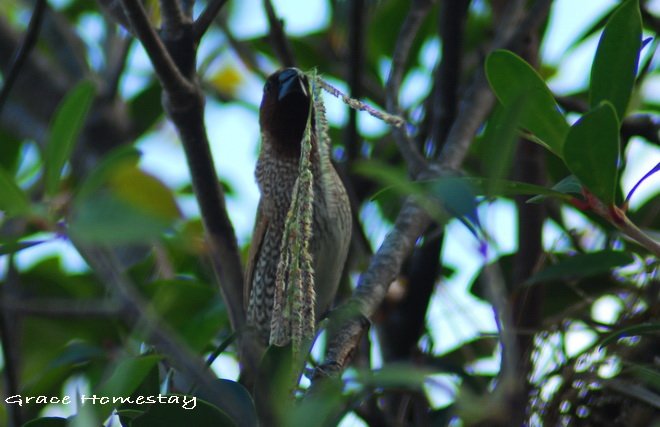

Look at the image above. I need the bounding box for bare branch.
[346,0,366,161]
[440,0,551,169]
[0,0,46,117]
[217,19,268,78]
[75,243,249,424]
[385,0,432,176]
[0,259,23,427]
[107,0,246,334]
[159,0,185,29]
[315,198,432,377]
[432,0,470,151]
[314,0,556,383]
[117,0,191,92]
[262,0,296,67]
[194,0,229,42]
[102,30,132,99]
[0,296,125,318]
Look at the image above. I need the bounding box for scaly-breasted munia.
[245,68,352,346]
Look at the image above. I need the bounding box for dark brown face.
[259,68,312,157]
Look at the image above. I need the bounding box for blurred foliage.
[0,0,658,426]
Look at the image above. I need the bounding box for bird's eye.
[263,81,272,93]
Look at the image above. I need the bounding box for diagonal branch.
[0,0,46,117]
[103,0,245,335]
[118,0,191,92]
[385,0,432,177]
[313,0,554,385]
[75,243,249,424]
[263,0,296,67]
[194,0,229,42]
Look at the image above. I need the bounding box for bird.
[245,68,352,346]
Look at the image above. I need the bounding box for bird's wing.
[244,198,269,311]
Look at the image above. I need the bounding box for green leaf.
[95,355,162,419]
[68,192,172,244]
[480,104,522,194]
[590,0,642,120]
[0,165,30,216]
[598,323,660,348]
[0,240,46,255]
[288,378,345,427]
[563,102,620,204]
[69,164,180,244]
[143,279,224,351]
[130,396,234,427]
[527,175,583,203]
[75,146,141,200]
[355,161,575,204]
[424,178,482,238]
[526,250,634,285]
[358,363,433,389]
[627,363,660,393]
[0,127,22,172]
[107,164,180,221]
[44,80,96,196]
[128,81,163,137]
[23,418,68,427]
[485,50,569,156]
[196,379,257,427]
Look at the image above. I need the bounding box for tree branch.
[313,0,555,385]
[107,0,246,334]
[159,0,185,29]
[0,0,46,117]
[432,0,470,151]
[440,0,551,169]
[262,0,296,67]
[346,0,365,161]
[194,0,229,43]
[385,0,432,177]
[0,258,23,427]
[0,296,125,317]
[118,0,191,92]
[75,244,250,425]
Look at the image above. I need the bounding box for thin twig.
[577,189,660,257]
[194,0,229,42]
[263,0,296,67]
[0,296,125,317]
[217,19,268,79]
[0,258,23,427]
[0,0,46,117]
[385,0,432,176]
[118,0,191,92]
[103,31,132,100]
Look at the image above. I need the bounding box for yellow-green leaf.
[107,164,180,221]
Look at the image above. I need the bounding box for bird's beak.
[277,68,308,101]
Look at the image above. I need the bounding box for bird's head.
[259,68,312,157]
